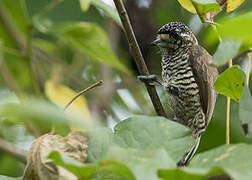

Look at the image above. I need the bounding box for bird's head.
[152,22,197,51]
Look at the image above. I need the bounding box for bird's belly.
[164,75,206,135]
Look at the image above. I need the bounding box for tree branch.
[113,0,169,118]
[0,138,27,164]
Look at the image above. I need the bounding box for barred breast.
[161,50,206,136]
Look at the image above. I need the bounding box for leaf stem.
[112,0,169,118]
[226,59,232,144]
[246,50,252,86]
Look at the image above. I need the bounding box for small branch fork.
[113,0,168,118]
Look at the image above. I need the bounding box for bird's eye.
[159,34,170,40]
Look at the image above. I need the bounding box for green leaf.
[49,151,136,180]
[50,22,129,74]
[0,176,22,180]
[0,99,90,136]
[79,0,92,11]
[78,0,121,25]
[191,0,221,20]
[88,115,194,180]
[87,127,114,162]
[189,144,252,180]
[226,0,245,12]
[158,166,226,180]
[217,12,252,45]
[177,0,197,14]
[214,65,245,101]
[91,0,121,26]
[239,87,252,137]
[213,39,242,66]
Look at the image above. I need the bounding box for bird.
[138,22,218,166]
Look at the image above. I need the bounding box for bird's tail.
[177,135,201,166]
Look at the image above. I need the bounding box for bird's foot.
[137,74,162,86]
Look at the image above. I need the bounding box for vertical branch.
[112,0,168,118]
[226,59,232,144]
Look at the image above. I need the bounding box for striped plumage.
[161,40,206,138]
[138,22,218,166]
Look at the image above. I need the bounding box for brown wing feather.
[188,45,218,124]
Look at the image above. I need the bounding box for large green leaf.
[88,115,194,180]
[213,39,242,66]
[239,87,252,137]
[217,12,252,45]
[158,166,226,180]
[206,12,252,46]
[214,65,245,101]
[0,99,90,136]
[159,143,252,180]
[50,22,129,74]
[49,151,136,180]
[189,144,252,180]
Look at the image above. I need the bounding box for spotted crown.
[157,22,192,35]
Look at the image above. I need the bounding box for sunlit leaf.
[214,65,245,101]
[213,39,242,66]
[239,87,252,137]
[49,151,136,180]
[49,22,129,74]
[45,80,90,118]
[191,0,221,21]
[177,0,197,13]
[227,0,245,12]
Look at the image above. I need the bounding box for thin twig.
[64,80,103,111]
[219,49,252,73]
[0,138,27,164]
[0,61,24,98]
[38,0,63,18]
[246,51,252,86]
[226,59,232,144]
[112,0,168,118]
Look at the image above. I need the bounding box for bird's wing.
[188,45,218,124]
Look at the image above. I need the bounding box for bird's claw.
[137,75,162,86]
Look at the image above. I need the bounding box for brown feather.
[188,45,218,124]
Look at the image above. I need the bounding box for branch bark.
[113,0,169,118]
[0,138,27,164]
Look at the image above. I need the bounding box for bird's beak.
[151,38,162,46]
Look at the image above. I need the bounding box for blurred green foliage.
[0,0,252,179]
